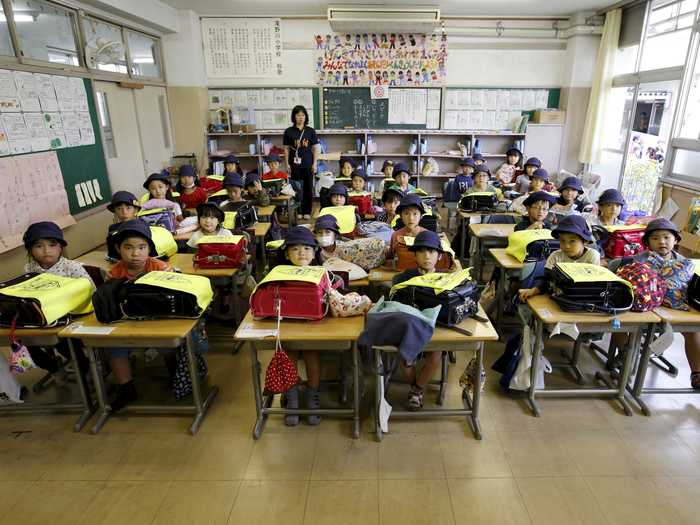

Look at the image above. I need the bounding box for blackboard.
[322,87,436,129]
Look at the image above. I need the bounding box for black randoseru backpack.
[92,278,130,323]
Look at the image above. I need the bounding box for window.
[11,0,79,66]
[671,147,700,179]
[0,5,15,57]
[126,30,161,78]
[680,50,700,138]
[83,17,127,74]
[640,0,698,71]
[96,91,117,158]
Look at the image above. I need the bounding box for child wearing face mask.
[607,219,700,389]
[176,165,208,211]
[186,202,233,250]
[314,215,385,270]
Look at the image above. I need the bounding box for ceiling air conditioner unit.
[328,5,441,33]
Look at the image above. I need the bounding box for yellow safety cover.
[0,273,94,324]
[691,259,700,277]
[223,212,236,229]
[390,268,472,296]
[413,188,428,196]
[255,265,327,291]
[207,174,224,181]
[403,236,455,257]
[134,271,213,312]
[210,189,228,198]
[195,235,244,245]
[318,205,356,234]
[348,190,370,197]
[505,229,554,263]
[149,226,177,258]
[266,239,285,249]
[556,263,632,289]
[137,207,167,217]
[603,223,647,232]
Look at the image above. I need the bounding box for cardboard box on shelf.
[679,229,700,257]
[231,123,256,133]
[531,110,566,124]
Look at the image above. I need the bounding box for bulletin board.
[0,71,110,253]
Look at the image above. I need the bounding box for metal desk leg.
[88,346,111,434]
[186,333,219,435]
[250,343,267,439]
[437,352,448,406]
[630,324,655,416]
[526,319,543,417]
[374,347,383,442]
[615,327,642,416]
[352,342,360,439]
[66,338,94,432]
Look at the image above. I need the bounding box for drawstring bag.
[0,352,22,404]
[459,354,486,393]
[264,300,299,394]
[172,344,208,400]
[7,316,36,374]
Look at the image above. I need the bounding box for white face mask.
[316,234,335,247]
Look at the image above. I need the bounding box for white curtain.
[579,9,622,164]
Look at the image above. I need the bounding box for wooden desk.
[368,267,399,283]
[349,277,370,288]
[489,248,524,326]
[247,222,271,275]
[234,312,364,439]
[271,195,296,226]
[0,325,93,431]
[76,250,114,273]
[629,307,700,415]
[372,305,498,441]
[468,223,515,281]
[59,314,218,435]
[255,204,276,221]
[526,295,659,417]
[457,211,520,264]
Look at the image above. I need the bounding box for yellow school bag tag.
[207,174,225,181]
[318,205,356,234]
[556,263,633,289]
[391,268,473,296]
[505,229,554,263]
[348,190,369,197]
[137,207,167,217]
[390,214,399,227]
[253,265,328,293]
[223,212,236,229]
[0,273,94,324]
[134,271,213,313]
[210,189,228,198]
[149,226,177,258]
[195,234,244,245]
[266,239,285,250]
[603,223,647,232]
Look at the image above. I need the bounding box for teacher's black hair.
[291,105,309,126]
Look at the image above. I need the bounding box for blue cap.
[281,226,318,250]
[558,176,583,193]
[523,191,557,208]
[460,158,476,167]
[531,168,549,181]
[196,202,225,223]
[474,164,490,176]
[267,154,281,163]
[396,193,425,215]
[382,186,404,202]
[408,230,443,252]
[143,171,170,189]
[524,157,542,169]
[224,155,239,164]
[179,165,197,179]
[328,182,348,197]
[107,191,140,212]
[223,173,244,188]
[245,170,260,186]
[506,145,522,158]
[339,156,355,168]
[314,215,340,234]
[108,219,157,258]
[643,218,680,243]
[472,153,484,161]
[351,168,367,180]
[597,188,625,206]
[393,162,410,177]
[552,214,592,242]
[382,160,394,171]
[23,221,66,249]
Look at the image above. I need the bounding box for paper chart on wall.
[388,88,428,125]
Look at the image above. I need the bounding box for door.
[133,86,173,176]
[94,80,146,196]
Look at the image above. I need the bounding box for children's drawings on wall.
[315,32,447,87]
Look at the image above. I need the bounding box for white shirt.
[187,228,233,248]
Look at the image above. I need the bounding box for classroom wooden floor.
[0,331,699,525]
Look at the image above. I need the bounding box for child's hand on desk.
[518,288,539,301]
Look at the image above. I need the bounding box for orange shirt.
[108,257,172,280]
[262,170,289,181]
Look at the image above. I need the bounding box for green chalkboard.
[57,78,111,215]
[322,87,438,129]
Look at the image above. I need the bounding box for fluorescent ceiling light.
[0,14,35,22]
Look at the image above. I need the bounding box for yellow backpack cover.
[391,268,472,296]
[149,226,177,259]
[133,271,213,312]
[505,229,554,263]
[318,205,357,234]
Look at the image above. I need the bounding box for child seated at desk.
[512,168,552,214]
[243,170,271,207]
[514,157,541,195]
[495,145,523,186]
[551,176,593,217]
[376,187,404,225]
[388,194,427,258]
[607,218,700,389]
[224,154,242,176]
[388,163,417,194]
[518,214,600,301]
[21,222,94,374]
[262,154,288,181]
[465,165,503,200]
[391,230,455,410]
[514,191,556,231]
[338,156,355,179]
[590,189,625,228]
[350,168,367,193]
[107,191,140,234]
[314,215,385,270]
[141,172,183,222]
[455,158,475,194]
[220,173,248,212]
[186,202,233,250]
[175,165,208,212]
[104,219,173,410]
[381,159,394,179]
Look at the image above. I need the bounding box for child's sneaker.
[283,385,300,426]
[407,384,424,411]
[306,386,322,425]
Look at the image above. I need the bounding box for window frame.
[80,14,129,78]
[124,28,163,81]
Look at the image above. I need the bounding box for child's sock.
[110,380,138,412]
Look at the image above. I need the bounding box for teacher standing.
[283,105,319,220]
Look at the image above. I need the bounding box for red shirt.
[177,187,208,210]
[108,258,172,280]
[262,170,289,181]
